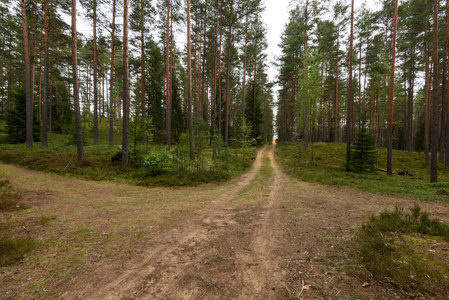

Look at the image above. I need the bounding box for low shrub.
[0,235,37,267]
[355,205,449,295]
[0,180,26,211]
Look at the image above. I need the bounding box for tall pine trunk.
[225,0,233,148]
[212,0,220,158]
[445,0,449,171]
[165,0,171,149]
[201,8,207,120]
[42,0,49,147]
[109,0,116,147]
[122,0,130,164]
[141,0,146,145]
[387,0,399,175]
[425,16,430,165]
[71,0,84,161]
[440,56,447,160]
[93,0,98,144]
[187,0,194,159]
[242,13,248,122]
[345,0,354,171]
[431,0,439,182]
[21,0,33,148]
[334,31,339,143]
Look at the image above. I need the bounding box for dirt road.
[2,145,449,299]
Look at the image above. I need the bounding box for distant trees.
[20,0,33,149]
[72,0,85,162]
[276,0,449,182]
[4,0,275,164]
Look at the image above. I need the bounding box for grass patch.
[355,205,449,296]
[231,154,273,208]
[276,142,449,201]
[0,133,257,186]
[0,179,26,211]
[0,235,38,267]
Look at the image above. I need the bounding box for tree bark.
[225,0,233,148]
[406,47,416,152]
[71,0,84,161]
[440,55,447,160]
[345,0,354,171]
[445,0,449,171]
[425,16,430,165]
[387,0,398,175]
[42,0,49,147]
[93,0,98,144]
[122,0,130,165]
[141,0,146,145]
[187,0,194,159]
[21,0,33,148]
[109,0,116,147]
[165,0,171,149]
[431,0,439,182]
[212,0,220,158]
[201,7,207,120]
[334,30,339,143]
[242,13,248,122]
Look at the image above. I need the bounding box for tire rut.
[67,145,287,300]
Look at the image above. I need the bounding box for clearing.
[1,145,449,299]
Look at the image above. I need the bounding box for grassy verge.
[0,164,231,298]
[230,153,274,209]
[0,180,37,267]
[354,205,449,296]
[0,133,257,186]
[276,142,449,201]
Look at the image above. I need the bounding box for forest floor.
[1,145,449,299]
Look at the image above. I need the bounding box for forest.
[0,0,273,183]
[277,0,449,183]
[1,0,449,298]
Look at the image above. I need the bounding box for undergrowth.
[0,180,26,211]
[276,142,449,201]
[0,133,257,186]
[0,181,37,267]
[0,235,37,267]
[355,205,449,296]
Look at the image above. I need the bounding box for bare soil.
[1,145,449,299]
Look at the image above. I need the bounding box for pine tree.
[6,88,40,144]
[347,127,378,172]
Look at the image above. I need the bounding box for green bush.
[347,128,378,172]
[0,180,26,211]
[356,205,449,295]
[142,151,172,176]
[0,235,37,267]
[5,87,40,144]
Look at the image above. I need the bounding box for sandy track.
[65,145,287,300]
[3,144,449,299]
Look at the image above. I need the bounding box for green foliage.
[5,88,41,144]
[0,133,257,187]
[232,118,257,148]
[146,38,165,143]
[347,128,378,172]
[245,81,264,145]
[296,50,324,143]
[0,235,37,267]
[0,180,26,211]
[361,205,449,243]
[276,142,449,201]
[48,82,73,134]
[355,205,449,295]
[142,151,172,176]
